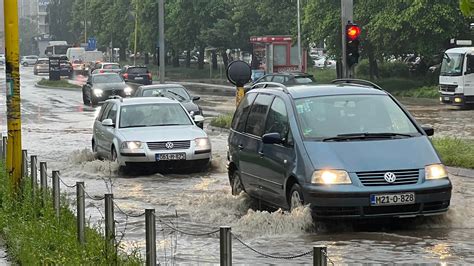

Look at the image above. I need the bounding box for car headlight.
[124,87,133,96]
[312,170,351,185]
[121,141,143,150]
[425,164,448,180]
[195,137,211,151]
[93,88,103,97]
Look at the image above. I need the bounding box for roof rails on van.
[252,82,289,93]
[108,95,123,102]
[331,79,383,91]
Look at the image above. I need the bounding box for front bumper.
[118,147,211,165]
[439,93,474,106]
[302,179,452,219]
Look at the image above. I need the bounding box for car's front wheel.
[82,89,90,105]
[231,170,245,196]
[289,183,304,211]
[23,62,28,67]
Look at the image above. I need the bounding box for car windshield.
[141,87,190,101]
[294,76,315,84]
[295,95,419,140]
[128,67,148,74]
[440,53,464,76]
[92,74,123,83]
[104,64,120,69]
[119,103,192,128]
[37,60,49,65]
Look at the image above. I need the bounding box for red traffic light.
[346,25,361,41]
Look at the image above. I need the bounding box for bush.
[432,138,474,169]
[355,59,370,77]
[210,114,233,129]
[391,85,438,98]
[378,61,410,78]
[37,78,81,89]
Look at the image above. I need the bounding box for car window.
[231,93,257,132]
[245,94,274,136]
[97,103,110,122]
[294,76,315,84]
[104,64,120,69]
[119,103,192,128]
[263,75,273,82]
[264,97,289,141]
[128,67,148,74]
[106,103,118,123]
[272,75,285,83]
[141,87,190,101]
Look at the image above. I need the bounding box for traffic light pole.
[341,0,353,78]
[4,0,22,192]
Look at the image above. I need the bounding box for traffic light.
[345,22,361,68]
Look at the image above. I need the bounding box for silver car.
[21,55,39,66]
[92,97,211,172]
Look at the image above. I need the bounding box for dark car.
[245,72,315,92]
[120,65,152,85]
[59,60,73,78]
[227,79,451,219]
[82,73,134,106]
[133,84,203,127]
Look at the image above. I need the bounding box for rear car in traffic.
[21,55,38,67]
[92,97,210,172]
[82,73,133,105]
[91,62,121,74]
[227,79,452,219]
[34,58,50,75]
[120,65,152,85]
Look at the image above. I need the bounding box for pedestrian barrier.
[2,137,334,265]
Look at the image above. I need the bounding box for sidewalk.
[0,237,9,265]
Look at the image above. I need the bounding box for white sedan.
[92,97,210,172]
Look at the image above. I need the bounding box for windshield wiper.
[323,132,412,142]
[166,90,186,101]
[152,123,184,126]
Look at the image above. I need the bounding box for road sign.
[86,37,97,51]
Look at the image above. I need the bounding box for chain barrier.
[322,248,335,265]
[82,185,106,201]
[58,176,78,188]
[113,202,146,218]
[152,213,220,237]
[231,232,313,260]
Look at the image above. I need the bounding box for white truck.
[439,47,474,108]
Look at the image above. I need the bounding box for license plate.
[370,192,415,206]
[135,77,144,80]
[156,153,186,161]
[444,97,450,101]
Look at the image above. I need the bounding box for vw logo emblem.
[384,172,397,183]
[165,142,174,149]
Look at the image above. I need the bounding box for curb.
[447,166,474,178]
[35,82,80,91]
[206,125,230,134]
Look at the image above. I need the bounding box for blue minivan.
[227,79,452,219]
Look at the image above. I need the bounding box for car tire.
[82,89,90,105]
[34,70,38,75]
[92,139,100,159]
[289,183,304,211]
[23,62,28,67]
[111,147,126,173]
[231,170,245,196]
[90,93,98,106]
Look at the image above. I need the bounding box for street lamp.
[297,0,302,72]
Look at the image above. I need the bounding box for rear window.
[294,76,315,84]
[37,60,49,64]
[128,67,148,74]
[104,64,120,69]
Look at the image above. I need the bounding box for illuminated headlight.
[312,170,351,185]
[454,97,462,103]
[425,164,448,180]
[93,88,103,97]
[195,137,211,151]
[121,141,143,150]
[439,97,443,102]
[124,87,133,96]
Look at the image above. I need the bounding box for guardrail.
[0,136,334,265]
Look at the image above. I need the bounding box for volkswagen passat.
[92,97,210,172]
[227,79,452,219]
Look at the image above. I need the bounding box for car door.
[94,103,112,156]
[102,103,118,158]
[240,93,274,200]
[258,97,296,206]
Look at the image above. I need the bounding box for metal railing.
[4,138,335,265]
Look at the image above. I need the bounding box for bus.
[45,42,72,57]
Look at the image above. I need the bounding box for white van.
[439,47,474,108]
[66,47,86,62]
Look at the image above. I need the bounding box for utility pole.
[4,0,22,191]
[133,0,139,66]
[297,0,302,72]
[158,0,165,83]
[341,0,353,78]
[84,0,87,44]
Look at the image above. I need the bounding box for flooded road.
[1,68,473,264]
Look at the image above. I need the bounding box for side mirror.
[262,132,283,145]
[194,115,205,123]
[422,126,434,136]
[192,96,200,101]
[102,118,115,127]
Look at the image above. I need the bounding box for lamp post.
[297,0,302,72]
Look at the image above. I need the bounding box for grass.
[37,78,81,89]
[210,113,233,129]
[0,162,142,264]
[432,138,474,169]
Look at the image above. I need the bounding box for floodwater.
[0,68,473,264]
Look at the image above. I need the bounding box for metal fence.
[0,138,334,265]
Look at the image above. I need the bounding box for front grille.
[357,169,420,186]
[147,140,190,150]
[103,89,126,97]
[439,84,457,92]
[364,204,420,215]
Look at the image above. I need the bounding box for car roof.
[445,47,474,54]
[253,83,387,99]
[107,97,179,106]
[139,84,185,90]
[265,72,312,77]
[37,58,49,61]
[91,72,120,77]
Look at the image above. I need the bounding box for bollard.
[21,150,28,178]
[40,162,47,206]
[1,136,7,160]
[105,194,115,256]
[30,155,37,193]
[220,226,232,266]
[52,170,60,218]
[145,209,157,266]
[313,246,327,266]
[76,182,85,244]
